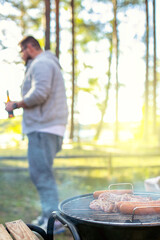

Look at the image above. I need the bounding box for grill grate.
[61,193,160,224]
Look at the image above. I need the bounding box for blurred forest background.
[0,0,160,150]
[1,1,160,237]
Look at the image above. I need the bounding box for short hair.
[19,36,41,50]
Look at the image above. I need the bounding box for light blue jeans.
[27,132,63,218]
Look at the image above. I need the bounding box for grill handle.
[132,206,160,222]
[47,211,81,240]
[109,183,133,191]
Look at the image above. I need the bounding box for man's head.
[19,36,42,64]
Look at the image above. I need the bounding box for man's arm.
[23,61,53,107]
[5,100,28,112]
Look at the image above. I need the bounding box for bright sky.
[0,23,23,118]
[0,1,159,125]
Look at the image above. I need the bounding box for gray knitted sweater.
[21,51,68,134]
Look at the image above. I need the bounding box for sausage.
[93,189,133,199]
[116,201,160,211]
[119,201,160,215]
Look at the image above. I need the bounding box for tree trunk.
[44,0,50,50]
[153,0,157,134]
[19,1,26,35]
[112,0,119,143]
[144,0,149,141]
[69,0,75,140]
[55,0,60,58]
[94,37,113,141]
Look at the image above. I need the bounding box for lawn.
[1,144,160,239]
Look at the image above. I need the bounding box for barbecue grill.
[47,187,160,240]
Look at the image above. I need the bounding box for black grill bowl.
[47,193,160,240]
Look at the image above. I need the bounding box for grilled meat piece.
[89,199,101,210]
[89,192,152,213]
[98,192,151,202]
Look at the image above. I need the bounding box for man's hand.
[5,101,15,112]
[5,100,28,112]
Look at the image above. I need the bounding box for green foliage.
[1,0,43,35]
[88,78,98,86]
[0,116,22,134]
[118,0,144,8]
[1,0,159,146]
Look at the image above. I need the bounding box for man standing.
[5,36,68,230]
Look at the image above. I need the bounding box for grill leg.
[27,224,48,240]
[47,211,81,240]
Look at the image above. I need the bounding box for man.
[5,36,68,231]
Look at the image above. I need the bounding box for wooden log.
[5,219,39,240]
[0,224,13,240]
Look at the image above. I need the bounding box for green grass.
[1,144,160,239]
[1,155,160,172]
